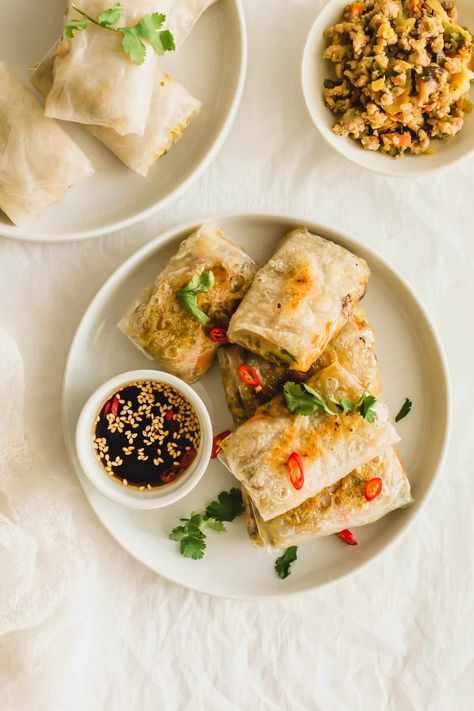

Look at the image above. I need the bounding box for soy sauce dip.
[93,380,201,490]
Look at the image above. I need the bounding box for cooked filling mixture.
[323,0,474,156]
[93,380,201,489]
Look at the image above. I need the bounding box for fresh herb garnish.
[169,488,244,559]
[169,512,209,560]
[395,397,412,422]
[283,382,338,416]
[357,394,377,423]
[176,271,214,326]
[65,3,175,65]
[275,546,298,579]
[205,487,244,521]
[284,381,378,422]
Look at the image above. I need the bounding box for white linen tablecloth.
[1,2,473,709]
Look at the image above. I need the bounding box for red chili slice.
[160,470,178,484]
[336,529,358,545]
[110,395,120,417]
[103,400,111,415]
[180,449,197,471]
[239,364,260,388]
[287,452,304,490]
[211,431,231,459]
[365,477,383,501]
[209,327,230,345]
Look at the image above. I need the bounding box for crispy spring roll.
[0,63,93,226]
[248,449,413,548]
[219,361,400,521]
[218,305,379,427]
[228,228,370,372]
[32,47,201,177]
[220,305,411,545]
[118,225,257,383]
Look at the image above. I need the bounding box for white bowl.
[75,370,213,510]
[302,0,474,177]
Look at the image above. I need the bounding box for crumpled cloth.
[1,0,474,708]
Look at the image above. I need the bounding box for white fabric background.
[1,1,473,709]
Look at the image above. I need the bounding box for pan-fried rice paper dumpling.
[32,47,201,177]
[219,305,380,427]
[219,361,400,521]
[0,63,93,226]
[118,225,257,383]
[247,449,413,548]
[228,228,370,372]
[219,304,412,543]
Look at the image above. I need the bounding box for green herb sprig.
[176,271,215,326]
[395,397,412,422]
[169,487,244,560]
[275,546,298,579]
[65,3,175,65]
[283,381,378,423]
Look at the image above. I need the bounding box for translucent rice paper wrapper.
[0,62,93,226]
[32,48,201,177]
[45,1,162,136]
[248,448,413,549]
[118,225,257,383]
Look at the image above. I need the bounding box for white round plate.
[302,0,474,177]
[63,213,450,599]
[0,0,246,242]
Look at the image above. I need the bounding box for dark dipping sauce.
[93,380,201,490]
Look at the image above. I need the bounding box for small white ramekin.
[75,370,213,510]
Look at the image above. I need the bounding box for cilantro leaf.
[275,546,298,579]
[121,28,147,65]
[206,517,226,533]
[98,2,122,28]
[358,395,377,423]
[328,394,356,413]
[169,491,244,560]
[65,18,90,37]
[205,487,244,522]
[169,513,207,560]
[176,271,215,326]
[283,382,338,416]
[66,5,175,65]
[395,397,412,423]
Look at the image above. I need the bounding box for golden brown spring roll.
[228,228,370,371]
[118,225,257,383]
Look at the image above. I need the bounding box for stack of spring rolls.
[0,0,217,225]
[118,223,413,550]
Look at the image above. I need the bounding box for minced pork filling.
[323,0,474,156]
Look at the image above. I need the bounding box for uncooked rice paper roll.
[32,47,201,177]
[161,0,219,48]
[118,225,257,383]
[219,359,400,521]
[228,228,370,372]
[45,1,161,136]
[0,62,93,226]
[248,448,413,549]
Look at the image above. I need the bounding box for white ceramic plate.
[0,0,246,242]
[302,0,474,177]
[63,213,450,599]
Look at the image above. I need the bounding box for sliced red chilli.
[238,364,260,388]
[211,431,231,459]
[209,327,230,345]
[365,477,383,502]
[336,529,358,545]
[287,452,304,490]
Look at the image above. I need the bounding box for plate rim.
[62,210,452,599]
[0,0,247,244]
